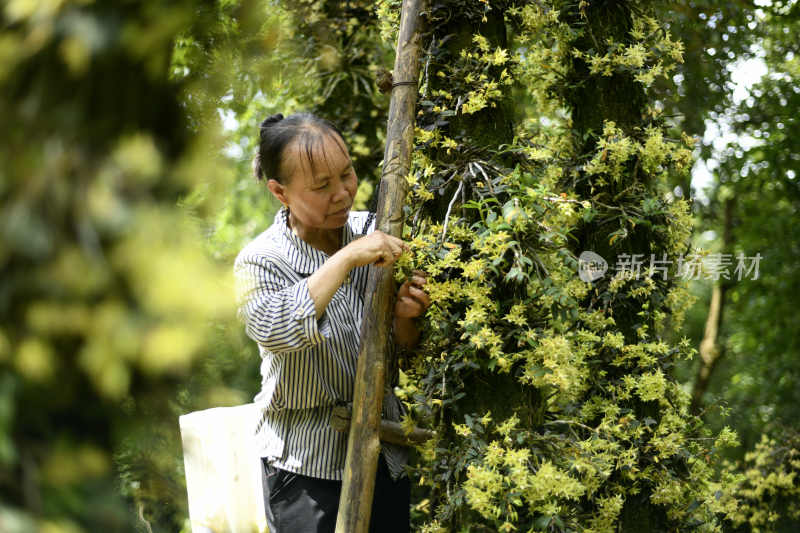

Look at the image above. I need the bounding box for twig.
[421,38,434,98]
[461,175,467,219]
[470,161,495,195]
[439,169,460,190]
[138,502,154,533]
[543,419,599,434]
[542,195,585,205]
[441,180,464,244]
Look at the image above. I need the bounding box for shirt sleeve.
[234,252,332,353]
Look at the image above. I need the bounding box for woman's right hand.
[341,230,407,268]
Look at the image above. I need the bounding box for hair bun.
[260,113,284,129]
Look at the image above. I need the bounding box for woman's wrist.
[330,247,355,273]
[307,251,354,319]
[335,246,358,272]
[393,316,420,349]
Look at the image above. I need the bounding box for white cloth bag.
[179,404,267,533]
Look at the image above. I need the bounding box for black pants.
[261,455,410,533]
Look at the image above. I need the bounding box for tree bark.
[335,1,424,532]
[420,5,547,528]
[561,3,666,531]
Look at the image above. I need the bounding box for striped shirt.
[234,207,406,480]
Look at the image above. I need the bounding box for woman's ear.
[267,179,288,207]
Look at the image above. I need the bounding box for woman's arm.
[307,230,407,319]
[236,231,412,352]
[235,254,333,353]
[305,252,352,319]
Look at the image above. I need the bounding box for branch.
[441,179,464,244]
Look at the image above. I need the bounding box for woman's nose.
[333,179,353,201]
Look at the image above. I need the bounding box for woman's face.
[270,131,358,232]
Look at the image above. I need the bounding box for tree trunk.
[562,3,666,531]
[421,5,546,528]
[691,197,735,412]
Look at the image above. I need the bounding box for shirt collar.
[274,207,359,274]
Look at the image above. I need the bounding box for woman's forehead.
[287,131,351,181]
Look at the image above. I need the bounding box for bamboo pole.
[335,1,424,531]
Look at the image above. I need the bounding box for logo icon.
[578,251,608,282]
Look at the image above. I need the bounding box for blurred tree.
[653,1,758,199]
[0,0,279,530]
[722,429,800,532]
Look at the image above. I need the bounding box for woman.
[234,112,430,533]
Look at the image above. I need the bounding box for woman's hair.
[253,112,346,184]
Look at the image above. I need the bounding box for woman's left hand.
[394,270,431,319]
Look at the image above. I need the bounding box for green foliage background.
[0,0,797,532]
